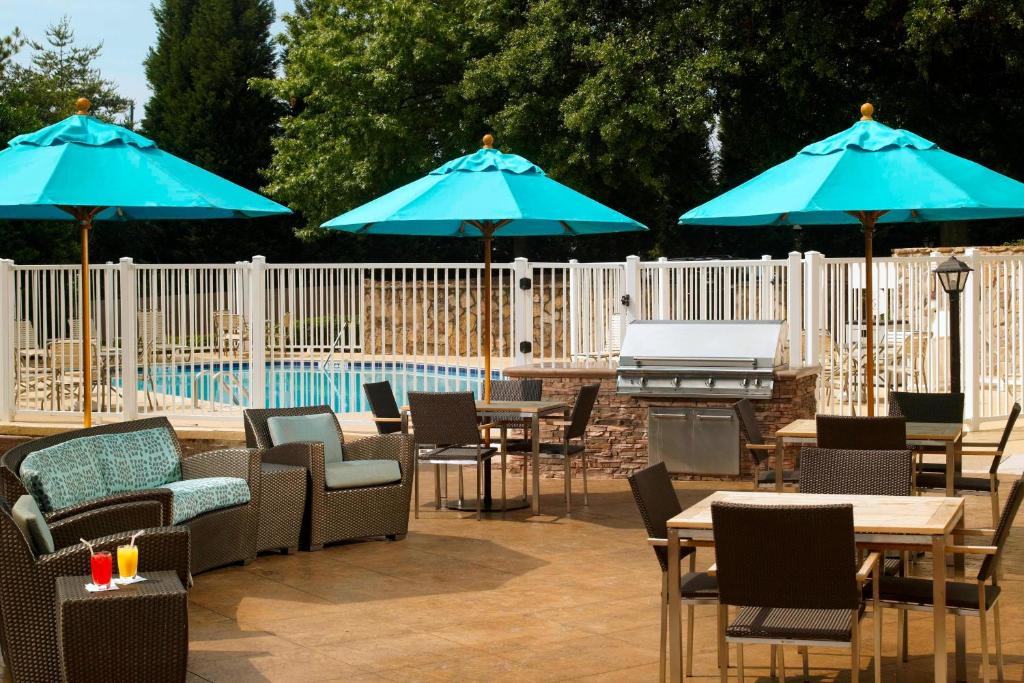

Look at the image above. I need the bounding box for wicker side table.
[258,462,307,554]
[56,570,188,683]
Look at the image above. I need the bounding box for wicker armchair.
[711,501,881,683]
[815,415,907,450]
[1,417,261,574]
[0,501,190,683]
[244,405,413,549]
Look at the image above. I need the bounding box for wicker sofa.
[0,502,190,683]
[0,417,261,574]
[243,405,413,550]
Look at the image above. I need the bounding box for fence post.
[0,259,14,421]
[624,255,640,336]
[249,256,267,409]
[963,248,981,429]
[657,256,670,320]
[119,257,138,420]
[512,257,533,366]
[787,251,803,369]
[568,259,579,358]
[804,251,823,368]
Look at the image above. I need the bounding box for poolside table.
[666,490,966,683]
[402,399,568,515]
[774,418,964,496]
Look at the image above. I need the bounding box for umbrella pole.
[482,227,493,402]
[863,221,875,416]
[78,210,94,428]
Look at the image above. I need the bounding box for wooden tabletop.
[668,490,964,537]
[474,400,567,414]
[776,418,963,442]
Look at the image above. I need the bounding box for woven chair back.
[799,447,914,496]
[567,384,600,440]
[627,463,687,572]
[980,478,1024,581]
[711,501,859,609]
[489,379,543,429]
[996,403,1022,454]
[243,405,340,449]
[363,381,402,435]
[888,391,963,424]
[815,415,906,450]
[733,399,769,465]
[408,392,481,446]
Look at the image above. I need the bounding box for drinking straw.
[80,538,95,556]
[130,530,144,547]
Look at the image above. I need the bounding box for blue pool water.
[141,361,496,413]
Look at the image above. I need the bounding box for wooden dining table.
[401,399,568,515]
[774,418,964,496]
[666,490,966,683]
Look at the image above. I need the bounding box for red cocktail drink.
[91,551,112,587]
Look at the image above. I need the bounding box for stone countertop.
[503,361,820,380]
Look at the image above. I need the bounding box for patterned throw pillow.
[93,428,182,493]
[19,438,108,512]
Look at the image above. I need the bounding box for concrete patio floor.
[174,475,1024,682]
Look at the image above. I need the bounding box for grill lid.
[618,320,786,369]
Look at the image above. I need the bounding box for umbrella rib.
[559,220,579,235]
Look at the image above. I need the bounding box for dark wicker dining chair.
[917,402,1021,526]
[489,379,543,503]
[799,447,914,497]
[363,381,404,435]
[538,383,600,513]
[815,415,907,450]
[711,501,881,683]
[407,391,498,520]
[872,477,1024,679]
[733,399,799,489]
[628,463,717,680]
[889,391,965,483]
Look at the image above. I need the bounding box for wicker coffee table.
[258,462,307,553]
[56,570,187,683]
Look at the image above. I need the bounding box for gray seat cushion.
[680,572,718,600]
[268,413,344,464]
[160,477,251,524]
[11,495,55,555]
[325,460,402,490]
[727,605,861,642]
[870,576,1001,611]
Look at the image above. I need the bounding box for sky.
[0,0,294,116]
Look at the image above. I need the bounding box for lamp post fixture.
[934,255,973,394]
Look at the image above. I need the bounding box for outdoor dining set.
[634,391,1022,683]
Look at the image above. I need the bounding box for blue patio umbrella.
[0,98,291,426]
[323,134,646,399]
[680,103,1024,412]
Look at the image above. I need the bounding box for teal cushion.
[20,438,107,512]
[92,428,182,493]
[160,477,251,525]
[11,495,55,555]
[324,460,401,490]
[267,413,344,464]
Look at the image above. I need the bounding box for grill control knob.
[740,377,750,388]
[673,376,681,387]
[705,377,715,388]
[754,378,762,387]
[640,377,648,387]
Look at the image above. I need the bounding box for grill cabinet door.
[690,409,740,475]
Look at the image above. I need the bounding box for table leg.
[933,533,947,683]
[775,436,786,492]
[954,511,967,682]
[945,439,956,498]
[531,413,541,515]
[667,528,682,682]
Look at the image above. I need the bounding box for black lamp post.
[934,255,973,394]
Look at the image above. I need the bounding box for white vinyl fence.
[0,250,1020,427]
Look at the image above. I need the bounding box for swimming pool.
[141,361,496,413]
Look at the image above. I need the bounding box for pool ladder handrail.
[190,369,250,409]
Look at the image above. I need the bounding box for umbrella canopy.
[679,103,1024,413]
[0,98,291,426]
[324,135,646,399]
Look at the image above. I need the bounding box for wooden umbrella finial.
[860,102,874,121]
[75,98,91,115]
[482,133,494,149]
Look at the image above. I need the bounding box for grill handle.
[695,414,733,421]
[652,414,688,421]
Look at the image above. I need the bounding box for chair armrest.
[39,526,192,588]
[706,563,717,577]
[856,551,882,585]
[947,544,998,555]
[45,489,173,526]
[546,419,573,427]
[49,500,168,550]
[954,528,996,538]
[963,441,1002,448]
[373,417,403,423]
[961,449,1003,457]
[181,448,260,482]
[746,443,776,451]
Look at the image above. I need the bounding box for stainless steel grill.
[616,320,787,399]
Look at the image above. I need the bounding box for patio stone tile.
[312,631,485,672]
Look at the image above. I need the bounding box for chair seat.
[324,460,402,490]
[680,571,718,600]
[161,477,251,525]
[418,446,497,463]
[918,462,946,473]
[727,605,861,642]
[916,472,994,492]
[757,469,800,485]
[868,576,1001,611]
[538,442,585,456]
[501,438,534,452]
[882,557,903,576]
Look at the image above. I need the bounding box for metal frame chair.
[628,463,717,681]
[363,380,404,435]
[407,391,498,521]
[489,379,543,505]
[711,501,882,683]
[733,398,799,489]
[538,383,599,513]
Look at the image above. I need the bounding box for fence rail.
[2,249,1020,428]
